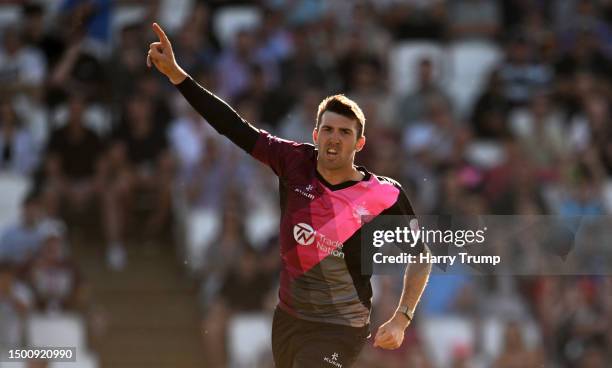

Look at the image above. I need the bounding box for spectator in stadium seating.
[402,97,458,165]
[573,95,612,176]
[215,29,277,101]
[433,168,470,215]
[44,94,106,213]
[168,102,212,180]
[396,57,450,128]
[553,280,608,366]
[173,21,217,75]
[279,86,323,143]
[108,23,149,108]
[336,28,383,93]
[253,7,295,77]
[201,246,276,368]
[558,174,605,217]
[184,136,233,212]
[219,245,275,312]
[21,2,66,70]
[484,140,549,214]
[199,205,246,302]
[555,29,612,82]
[509,91,568,171]
[0,100,39,175]
[342,3,391,60]
[0,192,44,266]
[135,72,173,131]
[48,37,107,104]
[498,33,552,107]
[348,58,396,129]
[104,95,174,267]
[0,25,46,101]
[26,229,83,312]
[238,64,293,129]
[278,24,330,95]
[471,69,511,139]
[0,25,48,143]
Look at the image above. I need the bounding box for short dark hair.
[315,95,365,138]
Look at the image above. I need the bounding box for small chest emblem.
[294,184,315,200]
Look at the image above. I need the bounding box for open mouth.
[326,147,339,158]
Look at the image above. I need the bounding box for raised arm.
[147,22,259,152]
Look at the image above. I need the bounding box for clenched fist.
[373,313,410,350]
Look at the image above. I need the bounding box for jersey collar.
[315,166,372,191]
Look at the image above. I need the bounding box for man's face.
[313,111,365,171]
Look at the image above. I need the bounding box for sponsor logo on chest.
[293,223,345,259]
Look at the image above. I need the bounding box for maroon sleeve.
[251,130,309,178]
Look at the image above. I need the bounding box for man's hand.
[373,312,411,350]
[147,22,187,85]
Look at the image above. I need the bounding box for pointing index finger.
[152,22,170,45]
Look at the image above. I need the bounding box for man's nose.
[328,130,341,142]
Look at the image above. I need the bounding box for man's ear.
[312,128,319,146]
[355,135,366,152]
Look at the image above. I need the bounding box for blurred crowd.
[0,0,612,367]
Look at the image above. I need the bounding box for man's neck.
[316,163,364,185]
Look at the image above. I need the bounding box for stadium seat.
[0,174,29,231]
[157,0,193,33]
[245,201,279,248]
[111,2,148,35]
[419,317,475,368]
[228,313,272,368]
[26,313,86,350]
[185,208,221,273]
[213,6,262,47]
[389,42,447,96]
[464,140,506,169]
[446,41,502,116]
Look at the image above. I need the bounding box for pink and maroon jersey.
[177,77,421,327]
